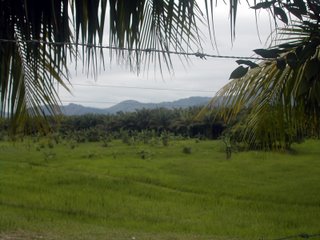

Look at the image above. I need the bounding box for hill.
[61,96,211,115]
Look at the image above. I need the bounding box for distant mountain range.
[60,96,212,116]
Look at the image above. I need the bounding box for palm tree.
[2,0,319,148]
[206,0,320,149]
[150,108,174,133]
[0,0,207,130]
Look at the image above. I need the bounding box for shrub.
[120,130,132,145]
[101,133,112,147]
[137,149,152,160]
[182,146,192,154]
[86,128,101,142]
[161,131,169,146]
[69,140,77,149]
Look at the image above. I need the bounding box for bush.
[74,131,86,143]
[182,146,192,154]
[101,133,112,147]
[149,137,160,146]
[137,149,153,160]
[86,128,101,142]
[120,130,132,145]
[161,131,170,146]
[69,140,77,149]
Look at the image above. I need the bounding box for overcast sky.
[59,2,271,108]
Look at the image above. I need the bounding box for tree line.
[0,107,225,142]
[0,105,317,150]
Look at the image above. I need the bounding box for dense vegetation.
[1,104,318,151]
[0,106,225,142]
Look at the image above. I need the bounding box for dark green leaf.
[284,4,303,20]
[308,1,320,16]
[236,60,259,68]
[229,66,249,79]
[276,58,286,70]
[295,46,303,57]
[293,0,307,14]
[304,59,320,81]
[274,7,288,24]
[297,41,317,62]
[309,13,320,21]
[311,37,320,46]
[251,1,275,9]
[253,49,280,58]
[286,52,298,68]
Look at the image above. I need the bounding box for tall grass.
[0,139,319,239]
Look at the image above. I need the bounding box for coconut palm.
[208,0,320,149]
[2,0,319,147]
[0,0,210,130]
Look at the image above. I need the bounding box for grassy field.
[0,138,319,240]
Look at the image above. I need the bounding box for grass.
[0,138,319,240]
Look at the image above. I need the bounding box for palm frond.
[209,19,320,149]
[107,0,205,74]
[0,0,208,131]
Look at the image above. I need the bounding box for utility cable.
[69,83,217,93]
[0,38,268,61]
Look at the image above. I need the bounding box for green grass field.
[0,139,319,240]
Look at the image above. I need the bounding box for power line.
[0,38,268,61]
[69,83,217,93]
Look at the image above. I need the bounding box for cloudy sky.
[59,3,271,108]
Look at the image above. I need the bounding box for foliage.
[101,133,112,147]
[0,107,225,142]
[208,0,320,149]
[4,0,318,150]
[161,130,170,146]
[182,146,192,154]
[120,129,132,145]
[0,0,207,130]
[137,149,153,159]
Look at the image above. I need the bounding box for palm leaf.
[0,0,208,132]
[208,19,320,149]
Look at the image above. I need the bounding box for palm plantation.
[1,0,319,147]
